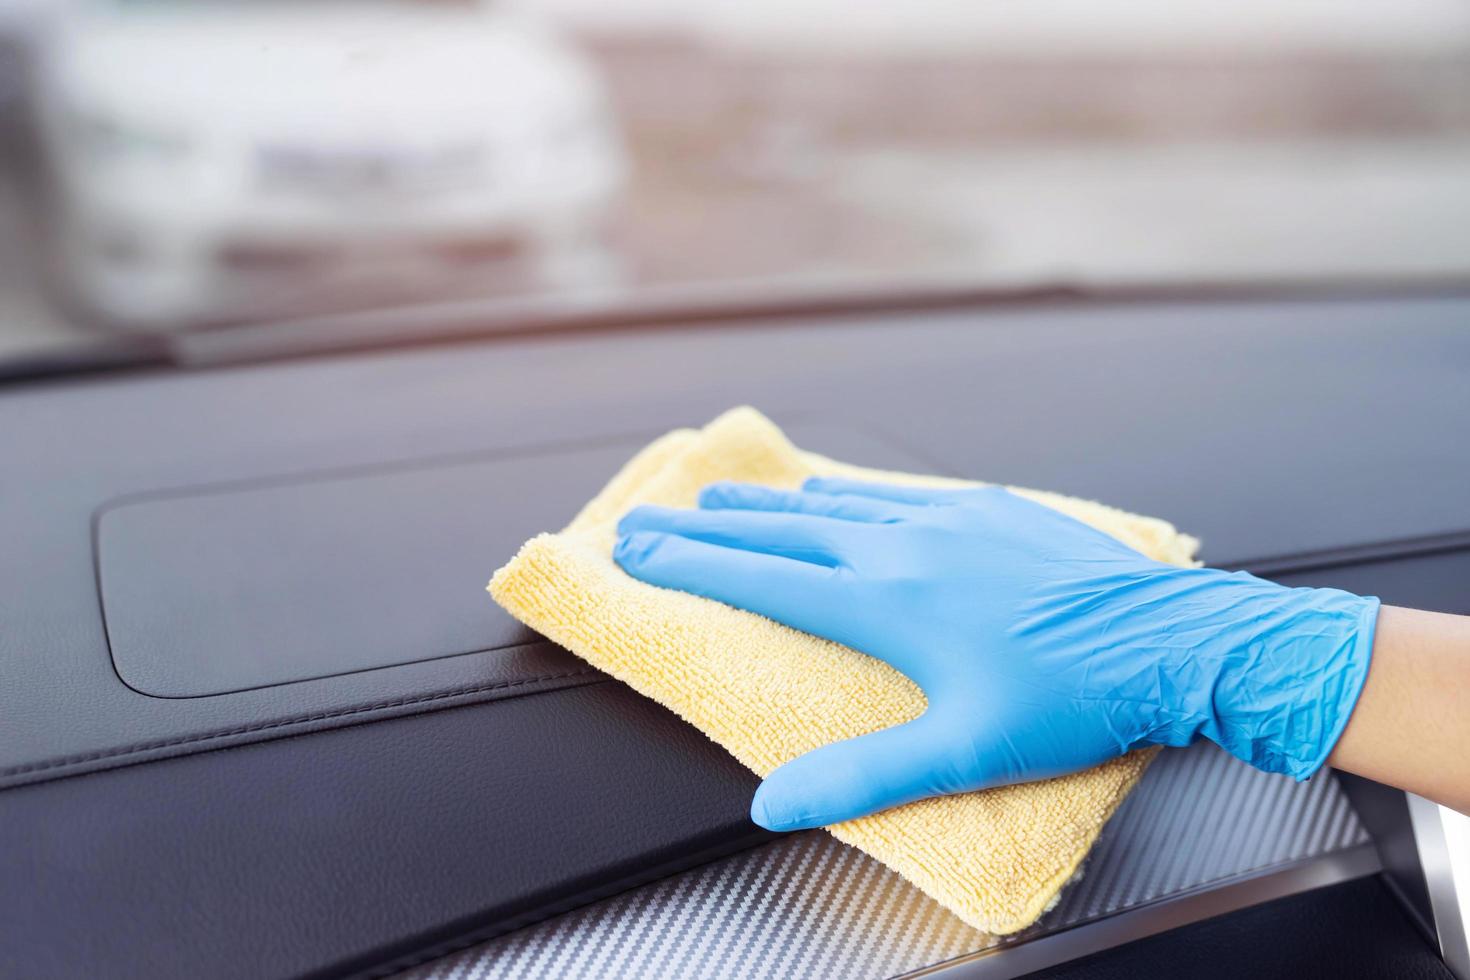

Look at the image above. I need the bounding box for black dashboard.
[2,290,1467,978]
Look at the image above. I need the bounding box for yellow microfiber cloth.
[488,407,1200,935]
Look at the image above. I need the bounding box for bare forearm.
[1329,605,1470,813]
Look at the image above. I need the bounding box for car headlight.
[70,110,193,166]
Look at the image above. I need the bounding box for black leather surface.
[5,295,1469,784]
[1,416,929,786]
[1018,876,1454,980]
[99,443,639,696]
[0,682,771,980]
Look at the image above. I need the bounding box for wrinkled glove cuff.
[1207,586,1380,781]
[1288,594,1380,781]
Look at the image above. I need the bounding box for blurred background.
[1,0,1468,360]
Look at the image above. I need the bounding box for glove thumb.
[750,712,964,832]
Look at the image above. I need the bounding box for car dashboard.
[1,288,1468,978]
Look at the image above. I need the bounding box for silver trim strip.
[1407,795,1470,979]
[901,843,1382,979]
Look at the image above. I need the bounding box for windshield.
[2,0,1469,368]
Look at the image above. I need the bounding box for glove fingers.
[802,476,970,507]
[698,481,899,523]
[618,504,846,566]
[615,530,845,638]
[750,713,964,831]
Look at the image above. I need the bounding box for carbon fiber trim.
[401,742,1368,980]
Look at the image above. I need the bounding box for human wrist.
[1325,606,1470,813]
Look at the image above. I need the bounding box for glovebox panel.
[98,444,635,697]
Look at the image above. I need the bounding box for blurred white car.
[31,1,627,329]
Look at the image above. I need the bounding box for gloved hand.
[615,478,1379,832]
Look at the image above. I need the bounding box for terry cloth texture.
[489,407,1201,935]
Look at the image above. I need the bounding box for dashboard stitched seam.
[1,668,600,777]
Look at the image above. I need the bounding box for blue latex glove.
[615,478,1379,832]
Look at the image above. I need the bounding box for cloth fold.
[489,407,1199,934]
